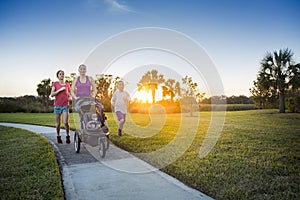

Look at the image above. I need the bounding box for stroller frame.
[73,97,109,158]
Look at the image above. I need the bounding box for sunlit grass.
[0,110,299,199]
[0,126,64,199]
[167,110,300,199]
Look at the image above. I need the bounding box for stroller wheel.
[74,131,81,153]
[105,135,110,150]
[98,138,106,158]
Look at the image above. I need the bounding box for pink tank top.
[75,76,91,97]
[52,82,70,106]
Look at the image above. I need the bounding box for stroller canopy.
[74,97,104,113]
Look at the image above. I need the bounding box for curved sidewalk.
[0,123,213,200]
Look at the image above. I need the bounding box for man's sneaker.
[57,136,62,144]
[66,135,71,144]
[118,129,122,136]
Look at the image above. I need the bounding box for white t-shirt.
[111,90,130,114]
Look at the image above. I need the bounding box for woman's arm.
[50,86,56,97]
[66,83,72,100]
[90,76,96,98]
[70,77,77,100]
[50,85,65,97]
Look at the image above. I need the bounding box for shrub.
[0,99,20,112]
[0,97,53,113]
[199,104,254,111]
[286,97,300,113]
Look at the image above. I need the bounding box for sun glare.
[132,87,163,103]
[132,90,152,103]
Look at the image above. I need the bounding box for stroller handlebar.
[74,97,104,112]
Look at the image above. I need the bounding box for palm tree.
[137,69,165,104]
[161,85,169,100]
[288,63,300,91]
[36,78,52,111]
[164,79,175,102]
[65,73,76,85]
[162,79,181,102]
[259,48,300,113]
[174,81,181,99]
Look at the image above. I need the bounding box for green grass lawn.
[0,126,64,199]
[0,110,299,199]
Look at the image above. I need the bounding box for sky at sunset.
[1,0,299,98]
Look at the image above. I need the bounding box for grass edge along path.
[0,126,64,199]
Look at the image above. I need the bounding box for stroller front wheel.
[98,138,106,158]
[105,135,110,150]
[74,131,81,153]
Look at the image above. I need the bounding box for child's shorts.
[116,111,126,121]
[54,106,69,114]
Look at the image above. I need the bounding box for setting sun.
[132,90,152,103]
[132,87,163,103]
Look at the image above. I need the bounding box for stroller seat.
[84,112,101,131]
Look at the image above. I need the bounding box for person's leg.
[62,111,70,136]
[56,113,63,143]
[56,114,61,136]
[62,107,70,143]
[116,111,125,136]
[118,118,125,130]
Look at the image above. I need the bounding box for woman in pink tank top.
[71,64,96,100]
[50,70,71,144]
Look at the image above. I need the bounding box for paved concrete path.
[0,123,213,200]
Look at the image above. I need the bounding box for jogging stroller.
[73,97,109,158]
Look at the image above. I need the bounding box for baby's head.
[91,113,98,120]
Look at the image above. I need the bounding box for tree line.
[0,96,52,113]
[1,48,299,113]
[1,70,253,113]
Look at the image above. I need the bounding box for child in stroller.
[85,112,101,130]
